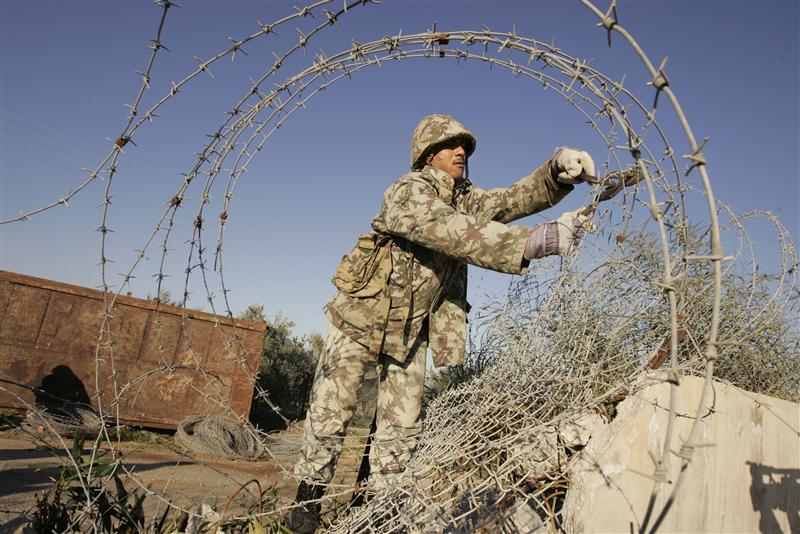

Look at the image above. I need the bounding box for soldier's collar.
[422,165,472,204]
[422,165,457,198]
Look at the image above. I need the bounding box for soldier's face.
[429,144,467,180]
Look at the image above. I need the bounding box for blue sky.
[1,1,798,337]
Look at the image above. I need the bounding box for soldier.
[287,114,594,532]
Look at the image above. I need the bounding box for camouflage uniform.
[294,115,572,487]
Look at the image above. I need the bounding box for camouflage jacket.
[324,162,572,366]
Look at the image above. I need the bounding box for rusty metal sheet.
[0,270,267,430]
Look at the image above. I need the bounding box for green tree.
[239,304,266,322]
[308,332,325,361]
[241,308,320,430]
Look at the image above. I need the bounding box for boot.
[286,480,325,533]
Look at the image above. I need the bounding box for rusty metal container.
[0,270,266,429]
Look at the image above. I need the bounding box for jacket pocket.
[332,233,392,298]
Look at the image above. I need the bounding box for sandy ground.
[0,423,369,531]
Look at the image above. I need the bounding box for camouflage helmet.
[410,114,476,170]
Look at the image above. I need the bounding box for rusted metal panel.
[0,284,51,345]
[0,279,13,321]
[0,270,267,429]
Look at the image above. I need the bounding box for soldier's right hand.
[551,147,596,185]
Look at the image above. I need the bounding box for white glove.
[523,208,593,260]
[554,208,592,255]
[552,147,596,185]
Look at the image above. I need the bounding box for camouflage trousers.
[294,322,426,489]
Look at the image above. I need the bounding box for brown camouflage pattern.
[300,127,574,487]
[294,323,427,486]
[410,114,476,170]
[325,161,572,367]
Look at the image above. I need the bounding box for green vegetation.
[240,305,322,431]
[30,433,289,533]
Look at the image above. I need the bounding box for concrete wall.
[563,375,799,533]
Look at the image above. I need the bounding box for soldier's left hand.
[523,208,593,260]
[551,147,596,185]
[554,208,593,256]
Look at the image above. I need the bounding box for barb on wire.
[0,1,173,226]
[1,0,378,227]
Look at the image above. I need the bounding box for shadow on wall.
[748,461,800,533]
[34,365,93,421]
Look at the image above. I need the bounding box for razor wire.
[131,22,708,532]
[0,0,377,228]
[89,0,380,453]
[7,6,708,532]
[185,32,686,318]
[1,1,798,532]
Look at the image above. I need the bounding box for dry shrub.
[329,212,798,532]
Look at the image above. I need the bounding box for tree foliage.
[241,305,321,430]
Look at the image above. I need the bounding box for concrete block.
[563,376,799,533]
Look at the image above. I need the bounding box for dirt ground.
[0,422,369,531]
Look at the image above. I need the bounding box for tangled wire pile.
[175,415,265,460]
[328,212,798,532]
